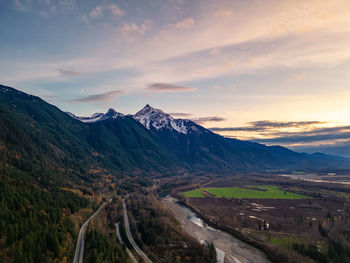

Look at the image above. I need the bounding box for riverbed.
[279,173,350,185]
[162,196,270,263]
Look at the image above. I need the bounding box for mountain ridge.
[1,84,350,174]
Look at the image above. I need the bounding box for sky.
[1,0,350,156]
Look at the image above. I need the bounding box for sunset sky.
[1,0,350,156]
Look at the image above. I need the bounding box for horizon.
[1,0,350,157]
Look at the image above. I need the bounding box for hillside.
[1,84,350,176]
[1,84,350,262]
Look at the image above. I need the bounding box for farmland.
[182,185,310,199]
[170,175,350,263]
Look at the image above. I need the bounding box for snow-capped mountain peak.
[67,105,204,135]
[66,108,124,123]
[105,108,123,119]
[133,104,197,134]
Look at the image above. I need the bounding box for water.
[175,201,243,263]
[163,196,270,263]
[178,201,218,231]
[280,174,350,185]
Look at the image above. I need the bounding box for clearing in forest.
[181,185,310,199]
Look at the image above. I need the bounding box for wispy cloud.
[14,0,31,11]
[70,90,125,103]
[109,4,123,16]
[191,116,226,124]
[249,120,324,129]
[210,120,324,132]
[57,0,75,10]
[58,69,80,76]
[169,112,193,117]
[44,0,56,13]
[253,125,350,144]
[116,21,151,38]
[168,112,225,124]
[8,0,350,86]
[85,4,123,22]
[89,6,102,19]
[216,9,232,18]
[288,72,307,81]
[171,18,194,29]
[79,14,89,23]
[211,120,350,157]
[146,83,196,93]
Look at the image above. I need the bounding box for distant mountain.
[1,84,349,263]
[0,85,179,176]
[1,84,350,176]
[67,94,350,172]
[67,108,124,123]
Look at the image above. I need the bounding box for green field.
[181,185,310,199]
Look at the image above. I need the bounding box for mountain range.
[1,84,350,179]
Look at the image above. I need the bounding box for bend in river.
[162,196,270,263]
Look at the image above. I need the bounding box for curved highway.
[115,222,138,263]
[73,200,109,263]
[123,198,153,263]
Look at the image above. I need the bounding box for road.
[115,222,138,263]
[73,200,110,263]
[123,198,153,263]
[162,196,270,263]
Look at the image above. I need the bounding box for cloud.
[146,83,196,93]
[168,113,225,123]
[253,125,350,144]
[14,0,31,11]
[288,72,307,81]
[216,10,232,18]
[169,112,193,117]
[79,14,89,23]
[57,0,75,10]
[58,69,80,76]
[210,127,262,132]
[117,21,151,37]
[109,4,123,16]
[6,0,350,97]
[210,120,350,157]
[172,18,194,29]
[89,6,102,19]
[88,4,123,20]
[191,116,226,124]
[249,120,324,129]
[213,85,221,89]
[210,120,324,132]
[70,90,125,103]
[44,0,56,13]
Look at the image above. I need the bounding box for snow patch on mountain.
[133,104,197,134]
[67,104,204,135]
[66,108,124,123]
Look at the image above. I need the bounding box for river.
[162,196,270,263]
[279,173,350,185]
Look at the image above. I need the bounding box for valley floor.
[162,196,270,263]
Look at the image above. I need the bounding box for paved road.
[73,200,109,263]
[122,199,153,263]
[115,222,138,263]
